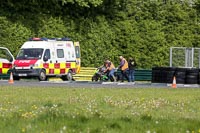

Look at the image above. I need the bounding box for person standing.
[128,57,137,83]
[104,60,116,82]
[118,56,129,82]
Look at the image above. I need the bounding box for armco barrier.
[115,69,152,81]
[0,74,9,80]
[135,69,152,81]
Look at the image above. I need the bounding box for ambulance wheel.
[13,76,20,80]
[67,71,73,81]
[61,71,73,81]
[38,70,47,81]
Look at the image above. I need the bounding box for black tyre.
[67,70,73,81]
[13,76,20,80]
[92,75,99,82]
[185,79,198,84]
[166,71,175,83]
[38,69,47,81]
[186,68,199,74]
[176,78,185,84]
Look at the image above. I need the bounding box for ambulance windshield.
[16,48,44,60]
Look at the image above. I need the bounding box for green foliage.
[0,17,33,56]
[38,17,67,38]
[0,0,200,68]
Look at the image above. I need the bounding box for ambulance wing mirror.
[43,56,49,62]
[9,58,13,62]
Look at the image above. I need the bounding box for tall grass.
[0,86,200,133]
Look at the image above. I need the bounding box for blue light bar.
[61,38,71,41]
[28,37,70,41]
[29,38,48,41]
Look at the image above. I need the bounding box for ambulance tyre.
[38,69,47,81]
[67,70,73,81]
[13,76,20,80]
[61,70,73,81]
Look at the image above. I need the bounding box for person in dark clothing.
[128,57,137,83]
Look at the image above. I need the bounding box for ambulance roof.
[21,41,49,49]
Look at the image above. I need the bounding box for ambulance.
[0,47,14,77]
[12,37,81,81]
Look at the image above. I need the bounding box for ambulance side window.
[57,49,64,58]
[43,49,50,61]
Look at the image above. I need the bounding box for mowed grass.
[0,86,200,133]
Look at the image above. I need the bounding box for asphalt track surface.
[1,80,200,88]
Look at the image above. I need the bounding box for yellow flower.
[22,128,26,132]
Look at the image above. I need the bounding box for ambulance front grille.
[15,69,33,74]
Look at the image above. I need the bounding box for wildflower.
[186,130,190,133]
[22,128,26,132]
[63,126,66,130]
[146,130,151,133]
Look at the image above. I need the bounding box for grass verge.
[0,86,200,133]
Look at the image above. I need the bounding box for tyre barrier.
[185,68,199,84]
[152,67,200,84]
[152,67,176,83]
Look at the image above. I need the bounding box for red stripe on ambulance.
[54,63,60,68]
[66,63,71,68]
[60,69,65,74]
[3,63,12,68]
[43,63,49,68]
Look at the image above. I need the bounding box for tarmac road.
[0,80,192,88]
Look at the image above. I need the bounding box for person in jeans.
[128,57,137,83]
[118,56,129,82]
[104,60,116,82]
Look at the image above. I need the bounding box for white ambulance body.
[12,38,81,81]
[0,47,14,76]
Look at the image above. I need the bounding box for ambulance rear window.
[75,46,80,58]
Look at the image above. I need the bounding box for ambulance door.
[43,42,57,75]
[54,42,66,75]
[74,42,81,73]
[0,47,14,74]
[65,41,76,73]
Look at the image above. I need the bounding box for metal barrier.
[0,74,9,80]
[115,69,152,81]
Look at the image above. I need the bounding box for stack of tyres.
[199,70,200,84]
[152,67,200,84]
[185,68,199,84]
[165,67,176,83]
[160,67,167,83]
[152,67,161,83]
[175,68,186,84]
[152,67,175,83]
